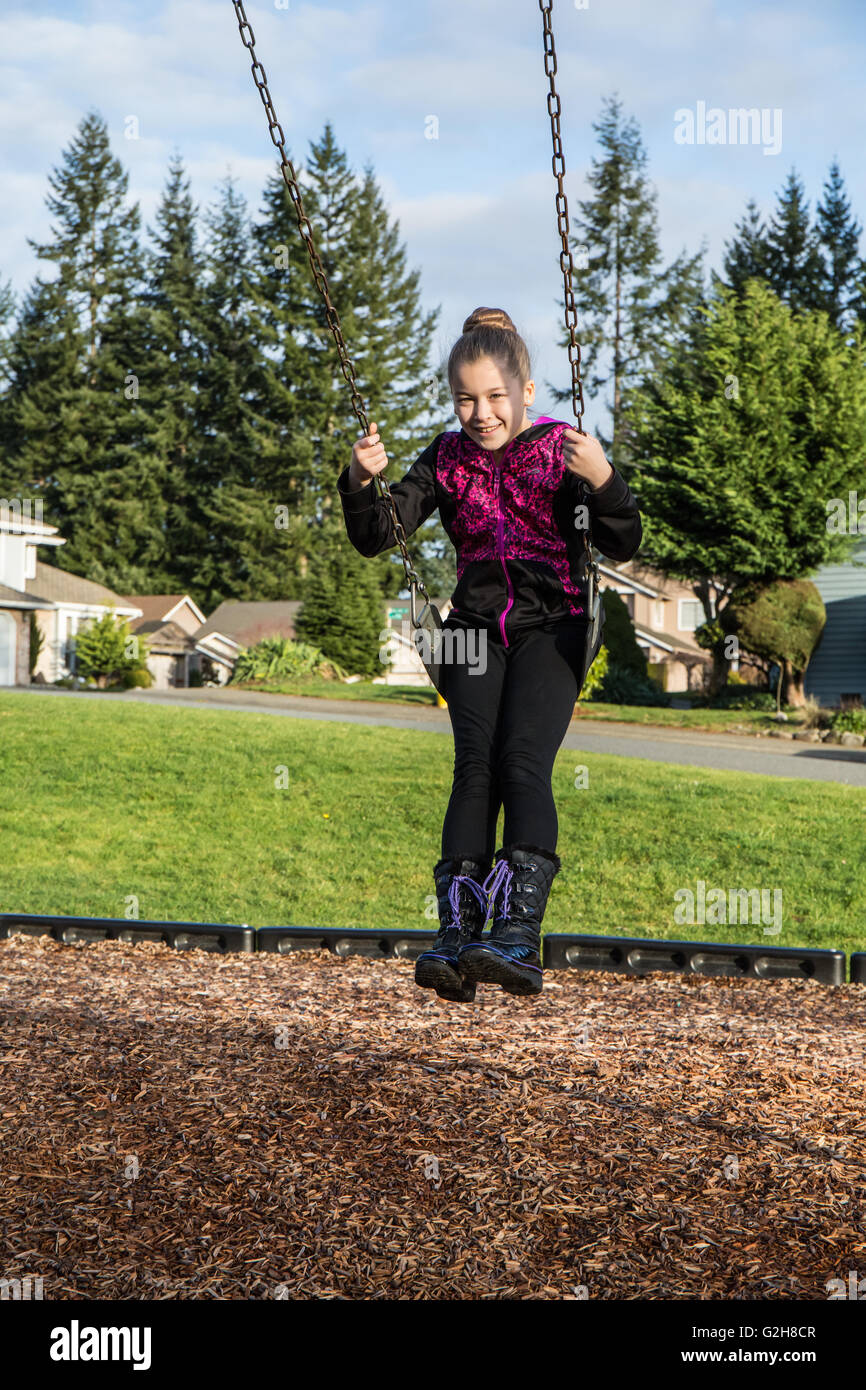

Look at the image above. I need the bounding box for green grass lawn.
[571,702,805,733]
[1,689,863,954]
[231,673,810,735]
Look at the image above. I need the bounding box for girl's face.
[451,356,535,454]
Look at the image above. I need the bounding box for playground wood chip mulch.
[1,932,864,1300]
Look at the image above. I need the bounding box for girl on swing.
[338,307,642,1002]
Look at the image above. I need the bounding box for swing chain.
[539,0,586,437]
[231,0,434,613]
[538,0,597,589]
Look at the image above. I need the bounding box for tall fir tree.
[719,198,770,295]
[763,168,826,315]
[189,175,289,608]
[334,161,443,470]
[555,94,705,469]
[0,275,17,394]
[815,159,865,331]
[131,151,210,593]
[253,123,447,655]
[292,536,390,679]
[1,111,454,657]
[3,110,166,590]
[717,165,866,330]
[0,273,25,494]
[249,159,340,602]
[249,167,318,489]
[322,158,448,589]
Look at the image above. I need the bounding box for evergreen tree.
[189,174,289,608]
[132,151,210,593]
[3,110,166,590]
[599,587,645,674]
[328,158,449,595]
[628,279,866,690]
[1,111,453,651]
[290,120,364,500]
[0,275,17,393]
[719,198,770,295]
[249,148,353,609]
[253,123,447,627]
[763,168,826,314]
[552,93,705,468]
[292,538,387,679]
[0,274,69,502]
[336,161,444,466]
[815,160,864,331]
[249,165,320,547]
[287,126,443,497]
[0,273,16,492]
[718,165,866,330]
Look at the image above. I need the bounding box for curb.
[0,915,857,985]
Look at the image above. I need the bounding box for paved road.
[14,684,866,786]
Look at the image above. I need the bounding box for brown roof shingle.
[121,595,192,625]
[0,581,53,607]
[25,562,140,610]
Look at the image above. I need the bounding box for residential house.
[0,503,142,685]
[121,595,230,690]
[804,537,866,708]
[0,504,237,690]
[598,558,713,692]
[191,601,300,683]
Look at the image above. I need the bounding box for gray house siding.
[804,539,866,706]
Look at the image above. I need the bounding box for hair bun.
[462,306,517,336]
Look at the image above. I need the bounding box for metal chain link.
[539,0,585,435]
[538,0,597,585]
[231,0,433,612]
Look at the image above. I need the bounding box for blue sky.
[2,0,865,435]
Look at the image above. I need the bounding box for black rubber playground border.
[0,913,857,986]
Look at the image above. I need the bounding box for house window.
[64,612,97,674]
[652,599,665,630]
[678,599,704,632]
[64,614,80,673]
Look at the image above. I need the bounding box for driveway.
[15,685,866,786]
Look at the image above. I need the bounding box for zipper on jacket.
[494,443,514,648]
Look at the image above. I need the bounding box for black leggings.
[438,617,588,865]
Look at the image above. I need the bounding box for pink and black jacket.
[337,416,642,648]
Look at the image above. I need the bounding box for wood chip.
[1,934,863,1299]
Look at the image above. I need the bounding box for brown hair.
[447,306,532,393]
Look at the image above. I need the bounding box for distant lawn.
[1,689,863,955]
[231,673,810,735]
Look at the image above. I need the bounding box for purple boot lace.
[478,857,539,968]
[447,873,489,928]
[479,858,513,926]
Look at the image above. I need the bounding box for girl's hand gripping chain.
[562,427,614,492]
[349,421,390,487]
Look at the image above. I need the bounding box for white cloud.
[2,0,864,428]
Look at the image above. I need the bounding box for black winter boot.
[415,855,491,1003]
[457,843,561,996]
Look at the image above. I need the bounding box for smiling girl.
[338,306,642,1001]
